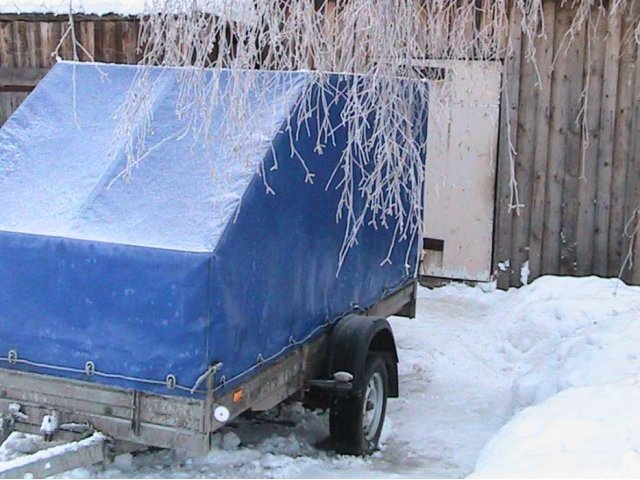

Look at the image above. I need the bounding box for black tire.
[330,353,388,455]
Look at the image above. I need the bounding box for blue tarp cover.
[0,62,427,396]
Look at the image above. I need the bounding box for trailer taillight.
[232,389,244,403]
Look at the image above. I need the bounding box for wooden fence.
[494,1,640,288]
[0,3,638,288]
[0,14,140,124]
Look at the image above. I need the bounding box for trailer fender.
[326,315,399,398]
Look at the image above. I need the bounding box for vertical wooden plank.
[541,4,572,275]
[92,20,103,62]
[633,220,640,284]
[0,91,10,125]
[607,13,636,277]
[509,31,540,285]
[120,20,139,64]
[73,20,82,61]
[593,11,622,275]
[58,17,75,61]
[494,3,523,288]
[495,0,511,59]
[575,9,606,276]
[38,22,53,67]
[5,21,37,126]
[558,10,587,275]
[36,22,45,66]
[440,1,453,60]
[102,21,117,63]
[528,0,556,281]
[477,0,498,60]
[94,20,118,63]
[45,20,62,62]
[78,21,96,61]
[11,20,26,67]
[0,21,15,67]
[462,1,475,59]
[0,21,14,125]
[9,92,29,111]
[23,21,38,67]
[622,30,640,284]
[114,21,124,63]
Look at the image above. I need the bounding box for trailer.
[0,62,427,475]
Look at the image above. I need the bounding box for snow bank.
[471,276,640,477]
[0,432,106,471]
[471,385,640,478]
[499,276,640,408]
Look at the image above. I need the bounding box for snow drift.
[471,276,640,478]
[472,384,640,478]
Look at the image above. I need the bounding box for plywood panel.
[421,59,501,282]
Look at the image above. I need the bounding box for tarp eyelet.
[7,350,17,364]
[165,374,177,390]
[84,361,95,376]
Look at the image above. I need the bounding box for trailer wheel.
[330,353,388,455]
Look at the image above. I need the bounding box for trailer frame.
[0,281,416,458]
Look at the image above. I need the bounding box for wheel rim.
[362,371,384,441]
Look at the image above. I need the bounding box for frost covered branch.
[110,0,639,270]
[54,4,107,126]
[618,204,640,280]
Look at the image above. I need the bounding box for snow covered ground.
[2,275,639,478]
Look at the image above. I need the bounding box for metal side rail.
[0,334,328,456]
[0,281,414,461]
[0,368,209,456]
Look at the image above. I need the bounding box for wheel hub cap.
[362,372,384,441]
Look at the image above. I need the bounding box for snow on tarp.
[0,62,305,252]
[0,62,428,396]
